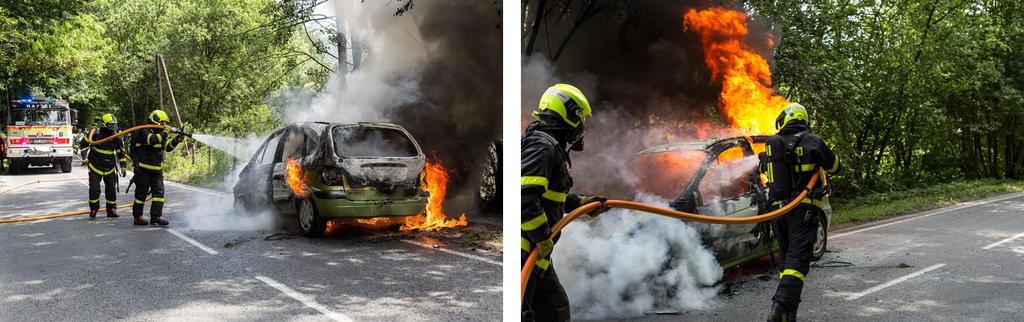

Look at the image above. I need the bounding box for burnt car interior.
[668,136,770,215]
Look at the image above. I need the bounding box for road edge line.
[845,263,946,300]
[832,191,1024,239]
[255,275,353,322]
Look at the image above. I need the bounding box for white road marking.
[165,181,229,197]
[982,232,1024,250]
[845,263,946,300]
[255,275,353,322]
[166,229,220,255]
[399,239,501,266]
[832,192,1024,239]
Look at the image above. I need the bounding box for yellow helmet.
[533,84,592,128]
[775,103,809,130]
[149,110,170,124]
[101,113,117,125]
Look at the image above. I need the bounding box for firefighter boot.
[133,216,149,225]
[150,216,169,226]
[767,302,796,322]
[89,209,98,219]
[106,208,119,218]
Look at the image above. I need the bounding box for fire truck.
[3,97,77,173]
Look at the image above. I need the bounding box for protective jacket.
[521,121,581,322]
[78,127,126,174]
[766,122,841,210]
[521,123,583,272]
[131,127,181,171]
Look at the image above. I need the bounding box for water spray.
[521,170,825,301]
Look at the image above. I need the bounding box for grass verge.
[831,179,1024,226]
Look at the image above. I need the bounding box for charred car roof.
[636,135,770,156]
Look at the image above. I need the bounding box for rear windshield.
[333,126,418,158]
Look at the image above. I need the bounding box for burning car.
[631,136,832,269]
[234,122,429,237]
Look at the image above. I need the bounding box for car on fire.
[630,136,832,269]
[234,122,429,237]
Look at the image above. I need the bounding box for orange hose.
[520,171,823,301]
[0,198,150,223]
[0,178,87,195]
[84,124,168,146]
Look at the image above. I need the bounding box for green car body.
[234,122,428,237]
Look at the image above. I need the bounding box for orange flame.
[286,158,308,198]
[400,159,468,232]
[684,8,791,134]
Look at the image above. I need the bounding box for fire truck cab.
[3,97,77,173]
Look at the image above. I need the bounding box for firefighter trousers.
[88,168,118,213]
[522,264,570,322]
[770,204,819,313]
[132,168,165,219]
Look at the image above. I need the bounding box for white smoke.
[553,193,723,319]
[179,133,281,231]
[284,1,426,124]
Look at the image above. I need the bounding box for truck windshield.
[333,126,418,158]
[10,109,68,126]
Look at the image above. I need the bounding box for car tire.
[811,212,828,261]
[61,158,72,173]
[297,198,326,238]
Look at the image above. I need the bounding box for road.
[0,164,501,321]
[605,190,1024,321]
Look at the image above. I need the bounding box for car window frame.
[255,129,284,166]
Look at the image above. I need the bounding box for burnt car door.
[271,125,303,211]
[236,129,283,210]
[693,140,765,267]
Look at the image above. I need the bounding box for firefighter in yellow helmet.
[78,113,128,218]
[521,84,608,322]
[128,110,187,226]
[762,103,841,321]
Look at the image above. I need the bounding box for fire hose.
[0,178,152,223]
[83,124,187,146]
[520,170,823,301]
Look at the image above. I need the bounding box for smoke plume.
[286,1,502,215]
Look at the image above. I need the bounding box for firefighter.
[130,110,186,226]
[521,84,608,322]
[762,103,841,322]
[79,114,127,218]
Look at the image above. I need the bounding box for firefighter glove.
[536,239,555,258]
[578,195,610,217]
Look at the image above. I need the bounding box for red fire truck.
[3,97,77,173]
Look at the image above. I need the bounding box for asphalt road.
[0,164,501,321]
[603,190,1024,321]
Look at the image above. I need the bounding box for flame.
[684,8,791,134]
[400,159,468,232]
[286,158,308,198]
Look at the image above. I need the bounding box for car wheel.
[61,158,72,173]
[811,213,828,261]
[297,198,326,238]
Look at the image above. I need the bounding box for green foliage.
[746,0,1024,196]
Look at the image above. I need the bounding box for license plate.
[31,139,50,144]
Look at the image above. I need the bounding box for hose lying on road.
[520,170,823,301]
[0,178,86,195]
[83,124,168,146]
[0,197,151,224]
